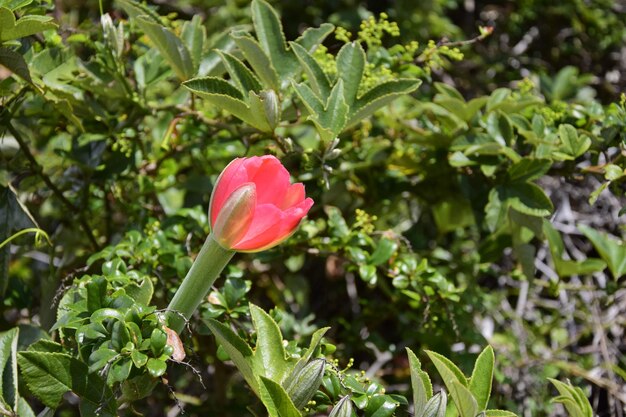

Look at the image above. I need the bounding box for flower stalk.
[166,233,235,333]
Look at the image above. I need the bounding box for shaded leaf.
[579,224,626,279]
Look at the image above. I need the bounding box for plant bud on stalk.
[284,358,326,410]
[166,155,313,333]
[260,89,280,130]
[329,395,354,417]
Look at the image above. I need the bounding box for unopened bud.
[421,391,447,417]
[284,358,325,410]
[329,395,353,417]
[260,89,280,131]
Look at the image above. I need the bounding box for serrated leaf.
[116,0,161,23]
[407,348,432,417]
[218,50,262,93]
[135,15,194,81]
[181,15,205,73]
[314,79,348,142]
[348,79,421,127]
[292,81,324,115]
[0,46,33,84]
[17,352,116,415]
[468,346,494,410]
[231,31,279,90]
[251,0,296,80]
[290,41,330,98]
[184,77,271,131]
[294,22,334,52]
[336,41,365,106]
[0,8,57,42]
[426,350,468,387]
[579,224,626,279]
[198,28,237,77]
[548,379,592,417]
[250,304,289,384]
[0,328,18,411]
[449,381,478,417]
[259,376,301,417]
[205,318,258,394]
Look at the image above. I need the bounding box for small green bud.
[260,89,280,131]
[421,391,447,417]
[284,358,326,410]
[329,395,353,417]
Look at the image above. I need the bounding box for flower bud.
[329,395,354,417]
[260,89,280,131]
[284,358,325,410]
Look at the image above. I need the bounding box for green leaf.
[369,238,398,266]
[548,379,592,417]
[434,82,464,100]
[205,318,258,394]
[0,46,33,84]
[146,358,167,377]
[348,79,421,127]
[0,7,57,42]
[506,158,551,183]
[116,0,161,23]
[125,276,154,305]
[231,31,279,90]
[259,376,301,417]
[486,88,511,112]
[0,0,33,11]
[336,41,365,106]
[484,410,518,417]
[290,41,330,98]
[366,395,398,417]
[406,348,433,417]
[17,352,116,415]
[543,221,607,277]
[218,50,263,93]
[134,15,194,81]
[293,81,324,115]
[468,346,494,410]
[0,328,18,412]
[314,79,349,142]
[556,124,590,159]
[250,304,289,384]
[425,350,468,388]
[449,381,478,417]
[293,22,334,53]
[250,0,296,80]
[579,224,626,279]
[183,77,271,131]
[181,15,205,73]
[496,183,553,217]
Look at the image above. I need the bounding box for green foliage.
[2,0,625,415]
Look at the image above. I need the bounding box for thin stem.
[7,123,100,250]
[166,233,235,333]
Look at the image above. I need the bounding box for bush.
[1,0,624,416]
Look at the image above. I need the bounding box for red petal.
[247,156,290,205]
[210,158,248,226]
[281,183,305,209]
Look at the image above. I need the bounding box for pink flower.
[209,156,314,252]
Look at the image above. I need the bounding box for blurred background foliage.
[1,0,625,416]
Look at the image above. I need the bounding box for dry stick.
[7,122,100,250]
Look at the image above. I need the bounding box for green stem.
[166,233,235,333]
